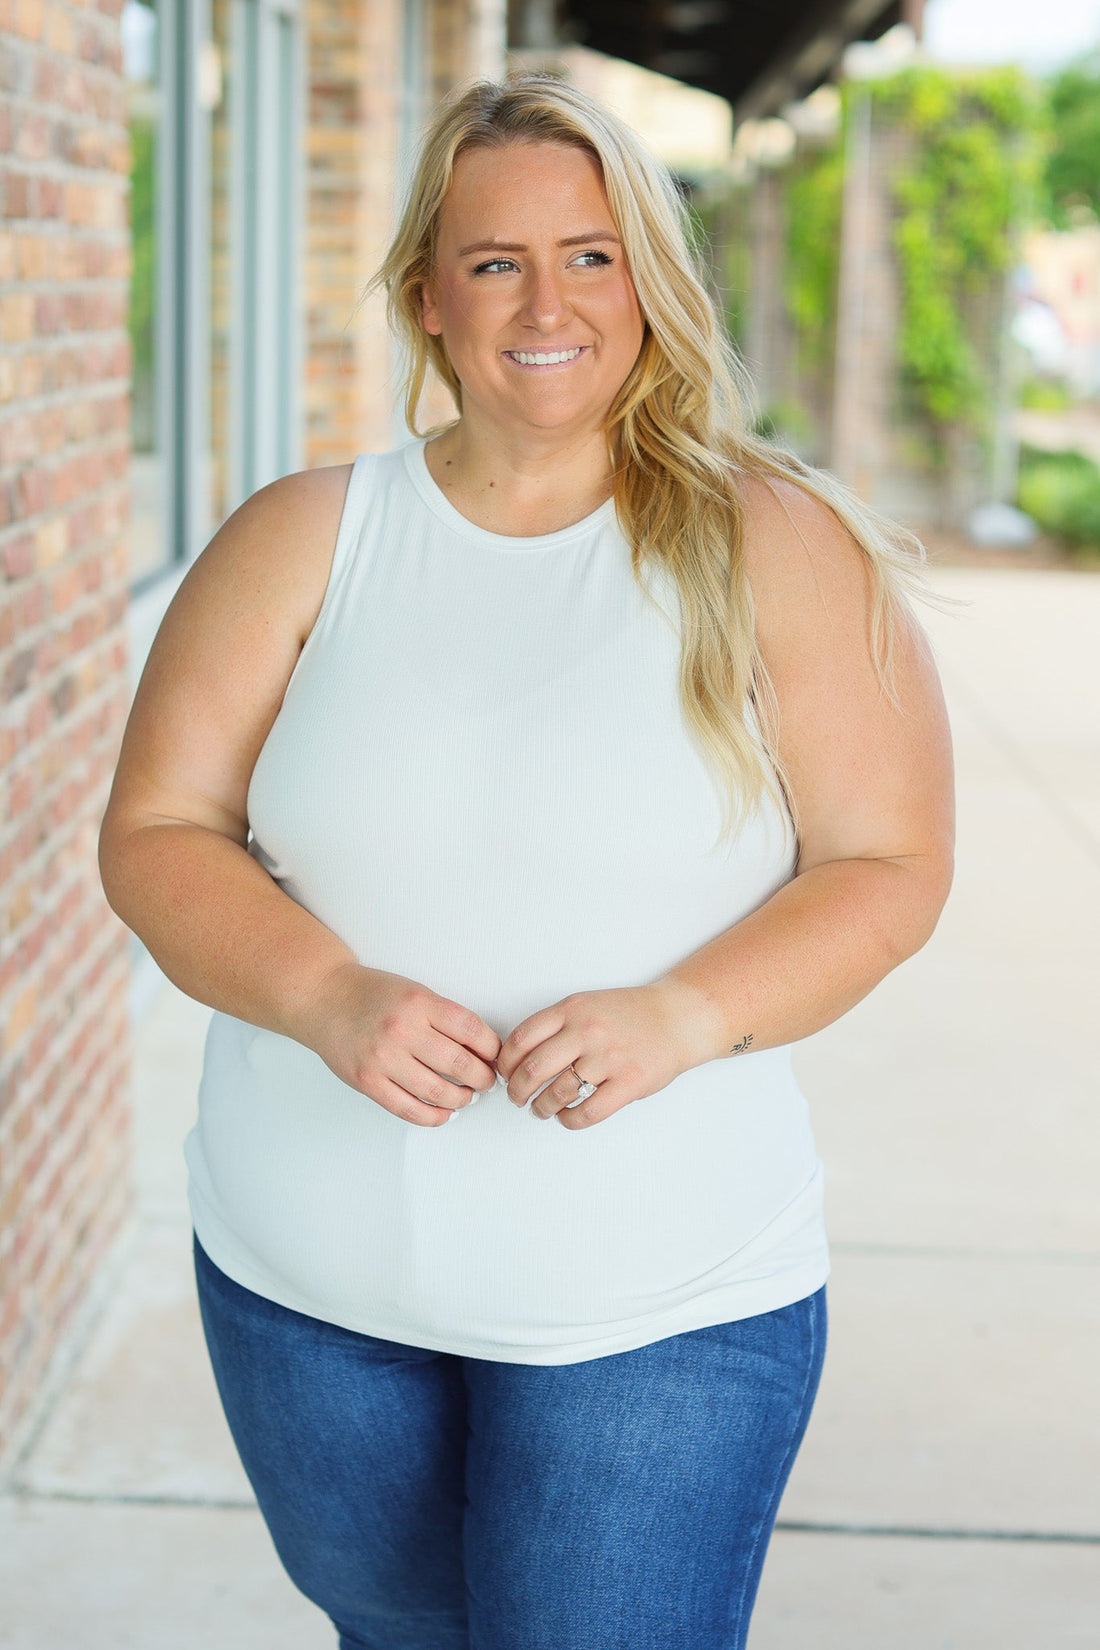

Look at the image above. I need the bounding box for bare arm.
[657,475,956,1062]
[99,466,361,1036]
[99,465,501,1124]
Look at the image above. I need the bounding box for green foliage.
[1016,444,1100,551]
[1042,48,1100,225]
[1018,375,1075,410]
[754,400,812,446]
[784,144,844,376]
[866,65,1039,440]
[693,190,750,352]
[128,115,156,377]
[710,63,1040,473]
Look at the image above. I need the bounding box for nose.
[518,263,573,331]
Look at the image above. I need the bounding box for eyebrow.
[456,231,622,257]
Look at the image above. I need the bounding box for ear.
[420,279,442,337]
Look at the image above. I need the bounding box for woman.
[99,72,955,1650]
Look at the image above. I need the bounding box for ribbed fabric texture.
[184,436,830,1364]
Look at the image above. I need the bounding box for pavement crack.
[3,1487,257,1511]
[776,1518,1100,1545]
[830,1241,1100,1265]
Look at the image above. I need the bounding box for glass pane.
[277,13,295,477]
[210,0,234,530]
[122,0,167,582]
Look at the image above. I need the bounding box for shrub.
[1016,445,1100,552]
[1018,376,1075,411]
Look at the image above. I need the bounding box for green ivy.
[712,64,1038,464]
[693,190,751,352]
[1042,49,1100,225]
[869,65,1039,440]
[784,143,844,378]
[128,116,156,379]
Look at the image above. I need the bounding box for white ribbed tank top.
[184,435,829,1364]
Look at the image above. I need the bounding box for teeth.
[508,347,583,366]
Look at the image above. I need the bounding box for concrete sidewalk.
[2,565,1098,1648]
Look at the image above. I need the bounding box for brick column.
[746,163,793,422]
[0,0,134,1463]
[407,0,513,434]
[829,85,1000,528]
[830,85,891,498]
[305,0,509,462]
[303,0,401,465]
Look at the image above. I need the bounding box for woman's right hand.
[299,961,503,1127]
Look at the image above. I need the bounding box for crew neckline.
[402,434,618,552]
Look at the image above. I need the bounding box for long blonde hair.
[357,70,952,852]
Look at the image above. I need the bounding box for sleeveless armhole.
[277,451,373,707]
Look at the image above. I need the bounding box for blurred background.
[0,2,1097,1645]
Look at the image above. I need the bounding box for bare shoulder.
[197,462,357,643]
[100,462,356,844]
[732,466,954,883]
[735,468,881,658]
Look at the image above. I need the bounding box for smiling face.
[419,140,646,439]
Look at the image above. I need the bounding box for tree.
[1043,48,1100,225]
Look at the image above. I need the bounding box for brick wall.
[0,0,134,1465]
[305,0,503,466]
[415,0,507,432]
[0,0,509,1473]
[304,0,393,464]
[830,93,912,511]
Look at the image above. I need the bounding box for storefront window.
[122,0,166,583]
[121,0,302,593]
[210,0,232,527]
[210,0,303,522]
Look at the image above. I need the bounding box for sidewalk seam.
[775,1519,1100,1545]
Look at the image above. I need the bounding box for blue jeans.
[193,1230,826,1650]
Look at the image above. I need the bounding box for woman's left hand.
[494,979,720,1129]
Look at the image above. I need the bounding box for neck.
[423,419,618,538]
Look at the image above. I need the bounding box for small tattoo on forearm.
[727,1033,754,1054]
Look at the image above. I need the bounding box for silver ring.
[567,1062,598,1107]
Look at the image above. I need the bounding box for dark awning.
[555,0,918,121]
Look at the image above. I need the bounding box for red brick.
[0,0,488,1473]
[15,465,51,514]
[0,0,142,1455]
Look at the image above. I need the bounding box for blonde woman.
[99,72,955,1650]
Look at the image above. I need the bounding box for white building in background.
[507,43,734,186]
[1020,225,1100,398]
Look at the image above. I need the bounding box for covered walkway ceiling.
[552,0,923,121]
